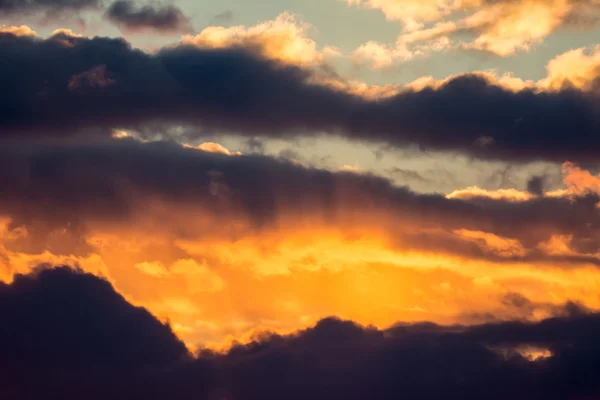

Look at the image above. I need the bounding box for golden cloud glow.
[348,0,600,64]
[562,161,600,199]
[3,159,600,350]
[539,45,600,90]
[454,229,526,257]
[184,142,242,156]
[446,186,536,202]
[0,25,38,37]
[3,209,600,350]
[181,12,341,67]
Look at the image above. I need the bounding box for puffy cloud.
[105,0,192,33]
[181,12,340,67]
[539,45,600,90]
[0,24,37,37]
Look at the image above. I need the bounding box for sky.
[3,0,600,398]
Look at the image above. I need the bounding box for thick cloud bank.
[1,266,600,400]
[1,31,600,163]
[2,138,600,267]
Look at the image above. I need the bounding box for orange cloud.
[348,0,600,62]
[181,12,341,67]
[184,142,242,156]
[0,25,38,37]
[446,186,536,202]
[562,161,600,197]
[3,142,600,349]
[4,214,600,350]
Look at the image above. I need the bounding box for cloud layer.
[348,0,600,59]
[3,138,600,280]
[4,266,600,399]
[1,30,600,163]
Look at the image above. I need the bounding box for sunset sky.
[3,0,600,398]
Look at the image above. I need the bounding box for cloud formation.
[0,0,100,14]
[1,30,600,163]
[2,138,600,269]
[2,139,600,347]
[5,265,600,399]
[0,266,188,369]
[347,0,600,58]
[181,12,341,67]
[105,0,191,33]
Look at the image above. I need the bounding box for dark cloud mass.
[527,175,546,196]
[3,266,600,399]
[0,32,600,163]
[0,0,100,14]
[0,266,189,399]
[105,0,191,32]
[1,138,600,266]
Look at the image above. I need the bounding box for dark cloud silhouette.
[0,266,189,399]
[1,138,600,266]
[527,175,546,196]
[0,32,600,163]
[4,266,600,399]
[105,0,191,33]
[0,0,100,14]
[0,265,189,369]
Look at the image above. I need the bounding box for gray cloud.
[105,0,191,33]
[1,32,600,163]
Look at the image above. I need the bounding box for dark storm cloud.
[1,138,600,266]
[105,0,191,33]
[5,266,600,399]
[1,32,600,163]
[0,266,189,370]
[0,0,100,13]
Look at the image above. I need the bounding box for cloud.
[6,266,600,400]
[527,175,546,196]
[351,34,452,69]
[68,64,116,91]
[181,12,341,67]
[0,266,189,370]
[0,24,38,37]
[184,141,242,155]
[2,139,600,270]
[0,0,100,15]
[539,44,600,91]
[348,0,600,58]
[105,0,192,33]
[2,31,600,162]
[135,259,224,292]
